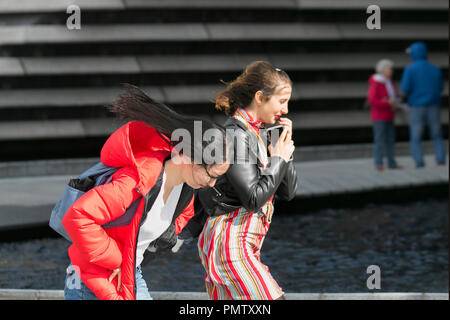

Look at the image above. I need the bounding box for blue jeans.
[409,106,446,167]
[64,264,152,300]
[372,121,397,169]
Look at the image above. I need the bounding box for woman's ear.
[254,90,265,106]
[171,152,192,165]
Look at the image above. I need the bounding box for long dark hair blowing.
[108,83,229,166]
[215,61,292,115]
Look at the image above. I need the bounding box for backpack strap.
[103,165,165,230]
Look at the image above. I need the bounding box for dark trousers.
[372,121,397,169]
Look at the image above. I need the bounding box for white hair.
[375,59,394,73]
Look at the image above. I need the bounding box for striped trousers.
[197,202,284,300]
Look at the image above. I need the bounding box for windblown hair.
[108,83,230,165]
[215,61,292,115]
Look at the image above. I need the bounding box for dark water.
[0,199,448,293]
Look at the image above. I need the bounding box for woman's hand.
[389,98,396,110]
[109,267,122,293]
[278,117,292,139]
[268,125,295,163]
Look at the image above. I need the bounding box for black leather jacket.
[182,117,298,239]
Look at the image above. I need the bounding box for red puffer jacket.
[367,74,396,122]
[62,121,195,300]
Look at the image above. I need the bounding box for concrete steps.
[0,0,447,159]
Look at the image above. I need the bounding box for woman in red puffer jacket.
[62,84,230,300]
[367,59,401,171]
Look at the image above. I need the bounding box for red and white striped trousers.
[197,201,284,300]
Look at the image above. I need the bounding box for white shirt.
[135,171,183,266]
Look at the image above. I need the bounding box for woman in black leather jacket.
[185,61,298,300]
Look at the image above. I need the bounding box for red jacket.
[367,74,396,122]
[62,121,195,300]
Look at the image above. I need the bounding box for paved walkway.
[295,154,448,197]
[0,289,447,300]
[0,155,447,230]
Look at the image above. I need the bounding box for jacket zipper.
[131,170,163,298]
[212,186,241,211]
[130,163,166,297]
[133,186,145,298]
[212,186,222,197]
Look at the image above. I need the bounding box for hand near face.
[268,126,295,163]
[277,117,292,140]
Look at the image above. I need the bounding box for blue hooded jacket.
[400,42,443,107]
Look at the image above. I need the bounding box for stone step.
[0,52,447,77]
[0,0,124,13]
[0,82,448,108]
[297,0,449,10]
[296,140,449,162]
[0,23,447,46]
[0,86,164,108]
[1,0,447,13]
[0,108,448,140]
[0,140,447,178]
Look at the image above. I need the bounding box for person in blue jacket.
[400,41,446,168]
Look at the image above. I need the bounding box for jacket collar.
[224,116,248,131]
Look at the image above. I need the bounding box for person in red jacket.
[62,84,230,300]
[367,59,401,171]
